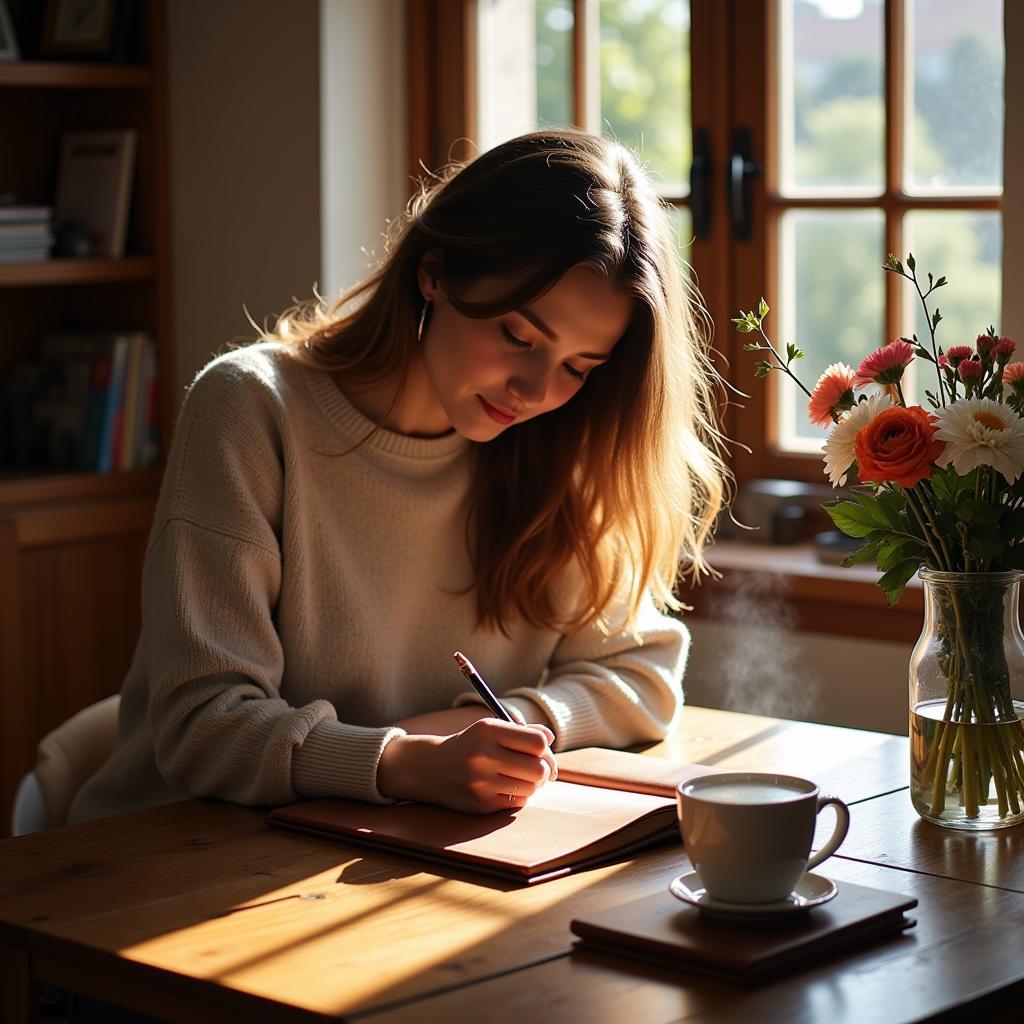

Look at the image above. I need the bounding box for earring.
[417,299,431,342]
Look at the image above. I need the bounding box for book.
[267,748,715,885]
[54,130,137,258]
[96,334,131,472]
[570,881,918,984]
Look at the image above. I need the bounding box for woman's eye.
[500,324,531,349]
[564,364,586,381]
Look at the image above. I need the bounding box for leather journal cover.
[570,881,918,983]
[267,748,709,885]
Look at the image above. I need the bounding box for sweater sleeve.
[141,522,404,806]
[138,357,403,808]
[463,592,688,752]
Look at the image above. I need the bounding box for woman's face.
[418,262,633,442]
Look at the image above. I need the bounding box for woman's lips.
[478,395,517,424]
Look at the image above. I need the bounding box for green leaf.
[934,275,947,288]
[932,308,943,329]
[850,490,894,532]
[915,346,934,362]
[742,342,761,351]
[825,500,881,538]
[758,297,769,319]
[907,252,916,272]
[785,342,805,362]
[754,360,773,379]
[879,557,923,605]
[840,538,884,568]
[876,538,913,572]
[931,466,975,507]
[968,533,1004,561]
[732,317,754,333]
[875,489,911,531]
[1002,507,1024,539]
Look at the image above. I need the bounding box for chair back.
[12,694,121,834]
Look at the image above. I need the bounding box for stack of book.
[3,330,159,473]
[0,204,54,262]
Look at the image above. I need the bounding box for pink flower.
[977,334,996,361]
[807,362,857,427]
[938,355,951,370]
[947,345,973,366]
[853,340,916,388]
[958,359,983,381]
[996,336,1016,360]
[1003,362,1024,394]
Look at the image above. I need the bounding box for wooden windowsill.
[685,539,924,643]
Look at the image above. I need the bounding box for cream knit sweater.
[69,343,688,823]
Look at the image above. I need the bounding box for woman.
[69,129,729,824]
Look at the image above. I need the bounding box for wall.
[320,0,407,298]
[1004,1,1023,336]
[684,620,911,736]
[166,1,322,400]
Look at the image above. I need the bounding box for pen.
[452,650,515,722]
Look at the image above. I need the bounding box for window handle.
[689,128,713,240]
[728,127,763,241]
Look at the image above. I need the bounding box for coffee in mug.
[676,771,850,904]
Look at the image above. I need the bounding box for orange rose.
[855,405,944,487]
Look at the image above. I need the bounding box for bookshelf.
[0,0,171,834]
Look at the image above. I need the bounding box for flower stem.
[755,326,814,399]
[908,266,948,408]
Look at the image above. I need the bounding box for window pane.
[598,0,690,194]
[478,0,574,152]
[778,209,885,452]
[537,0,575,128]
[664,202,693,280]
[907,0,1004,192]
[904,211,1002,405]
[780,0,885,193]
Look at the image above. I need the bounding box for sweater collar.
[303,364,470,460]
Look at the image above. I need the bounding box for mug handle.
[805,794,850,871]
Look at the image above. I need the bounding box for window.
[734,0,1004,481]
[410,0,1006,487]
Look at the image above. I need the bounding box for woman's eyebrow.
[517,306,612,362]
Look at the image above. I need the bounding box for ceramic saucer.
[668,871,838,920]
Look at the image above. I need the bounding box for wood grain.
[0,800,695,1020]
[0,711,988,1023]
[355,858,1024,1024]
[645,705,907,805]
[835,788,1024,893]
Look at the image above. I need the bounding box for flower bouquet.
[735,255,1024,829]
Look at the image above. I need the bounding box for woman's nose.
[507,372,548,407]
[508,365,548,408]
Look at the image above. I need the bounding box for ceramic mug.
[676,771,850,904]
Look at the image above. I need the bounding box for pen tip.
[453,651,469,669]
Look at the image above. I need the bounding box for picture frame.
[0,0,20,62]
[38,0,128,61]
[54,129,137,259]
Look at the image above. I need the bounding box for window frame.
[731,0,1003,485]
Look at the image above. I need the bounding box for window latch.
[728,128,763,242]
[689,128,713,241]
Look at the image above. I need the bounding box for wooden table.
[1,706,1021,1023]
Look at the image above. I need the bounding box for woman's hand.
[377,718,558,814]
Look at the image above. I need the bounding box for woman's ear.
[416,250,443,301]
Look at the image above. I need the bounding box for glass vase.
[910,570,1024,830]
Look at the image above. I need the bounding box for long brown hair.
[265,129,730,634]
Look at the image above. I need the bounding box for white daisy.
[822,393,894,487]
[933,398,1024,483]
